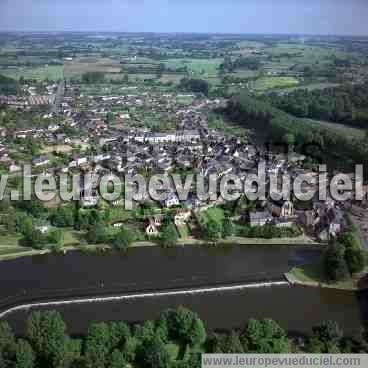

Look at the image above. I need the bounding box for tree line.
[1,307,368,368]
[224,91,368,176]
[0,74,20,96]
[263,83,368,128]
[323,224,366,282]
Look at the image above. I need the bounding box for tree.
[178,350,202,368]
[323,243,349,282]
[137,338,170,368]
[210,332,244,353]
[133,320,156,343]
[160,222,179,247]
[26,311,80,367]
[240,319,290,353]
[338,232,360,249]
[112,227,136,250]
[155,318,169,344]
[14,339,35,368]
[159,307,206,347]
[51,207,75,227]
[222,218,235,238]
[313,320,343,345]
[20,217,34,239]
[84,322,112,368]
[86,221,108,244]
[109,321,131,349]
[122,337,138,363]
[0,321,16,365]
[306,335,325,353]
[307,321,343,353]
[110,349,128,368]
[201,218,222,243]
[345,247,365,274]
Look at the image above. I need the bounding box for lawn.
[250,76,300,91]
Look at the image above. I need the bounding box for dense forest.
[224,91,368,175]
[263,83,368,128]
[1,308,367,368]
[0,75,19,96]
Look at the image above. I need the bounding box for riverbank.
[285,263,367,291]
[0,234,320,262]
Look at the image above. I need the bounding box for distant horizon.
[1,0,367,37]
[0,30,367,39]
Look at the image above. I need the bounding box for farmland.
[0,65,64,81]
[249,76,300,92]
[163,58,223,77]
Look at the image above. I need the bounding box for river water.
[0,244,365,336]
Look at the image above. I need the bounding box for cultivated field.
[250,76,300,91]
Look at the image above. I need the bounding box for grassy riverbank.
[0,234,320,262]
[286,263,363,291]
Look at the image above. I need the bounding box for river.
[0,244,365,336]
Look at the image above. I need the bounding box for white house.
[165,193,180,208]
[146,221,159,237]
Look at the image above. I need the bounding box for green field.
[0,65,64,81]
[163,58,222,77]
[250,76,300,91]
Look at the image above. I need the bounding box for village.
[0,77,360,250]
